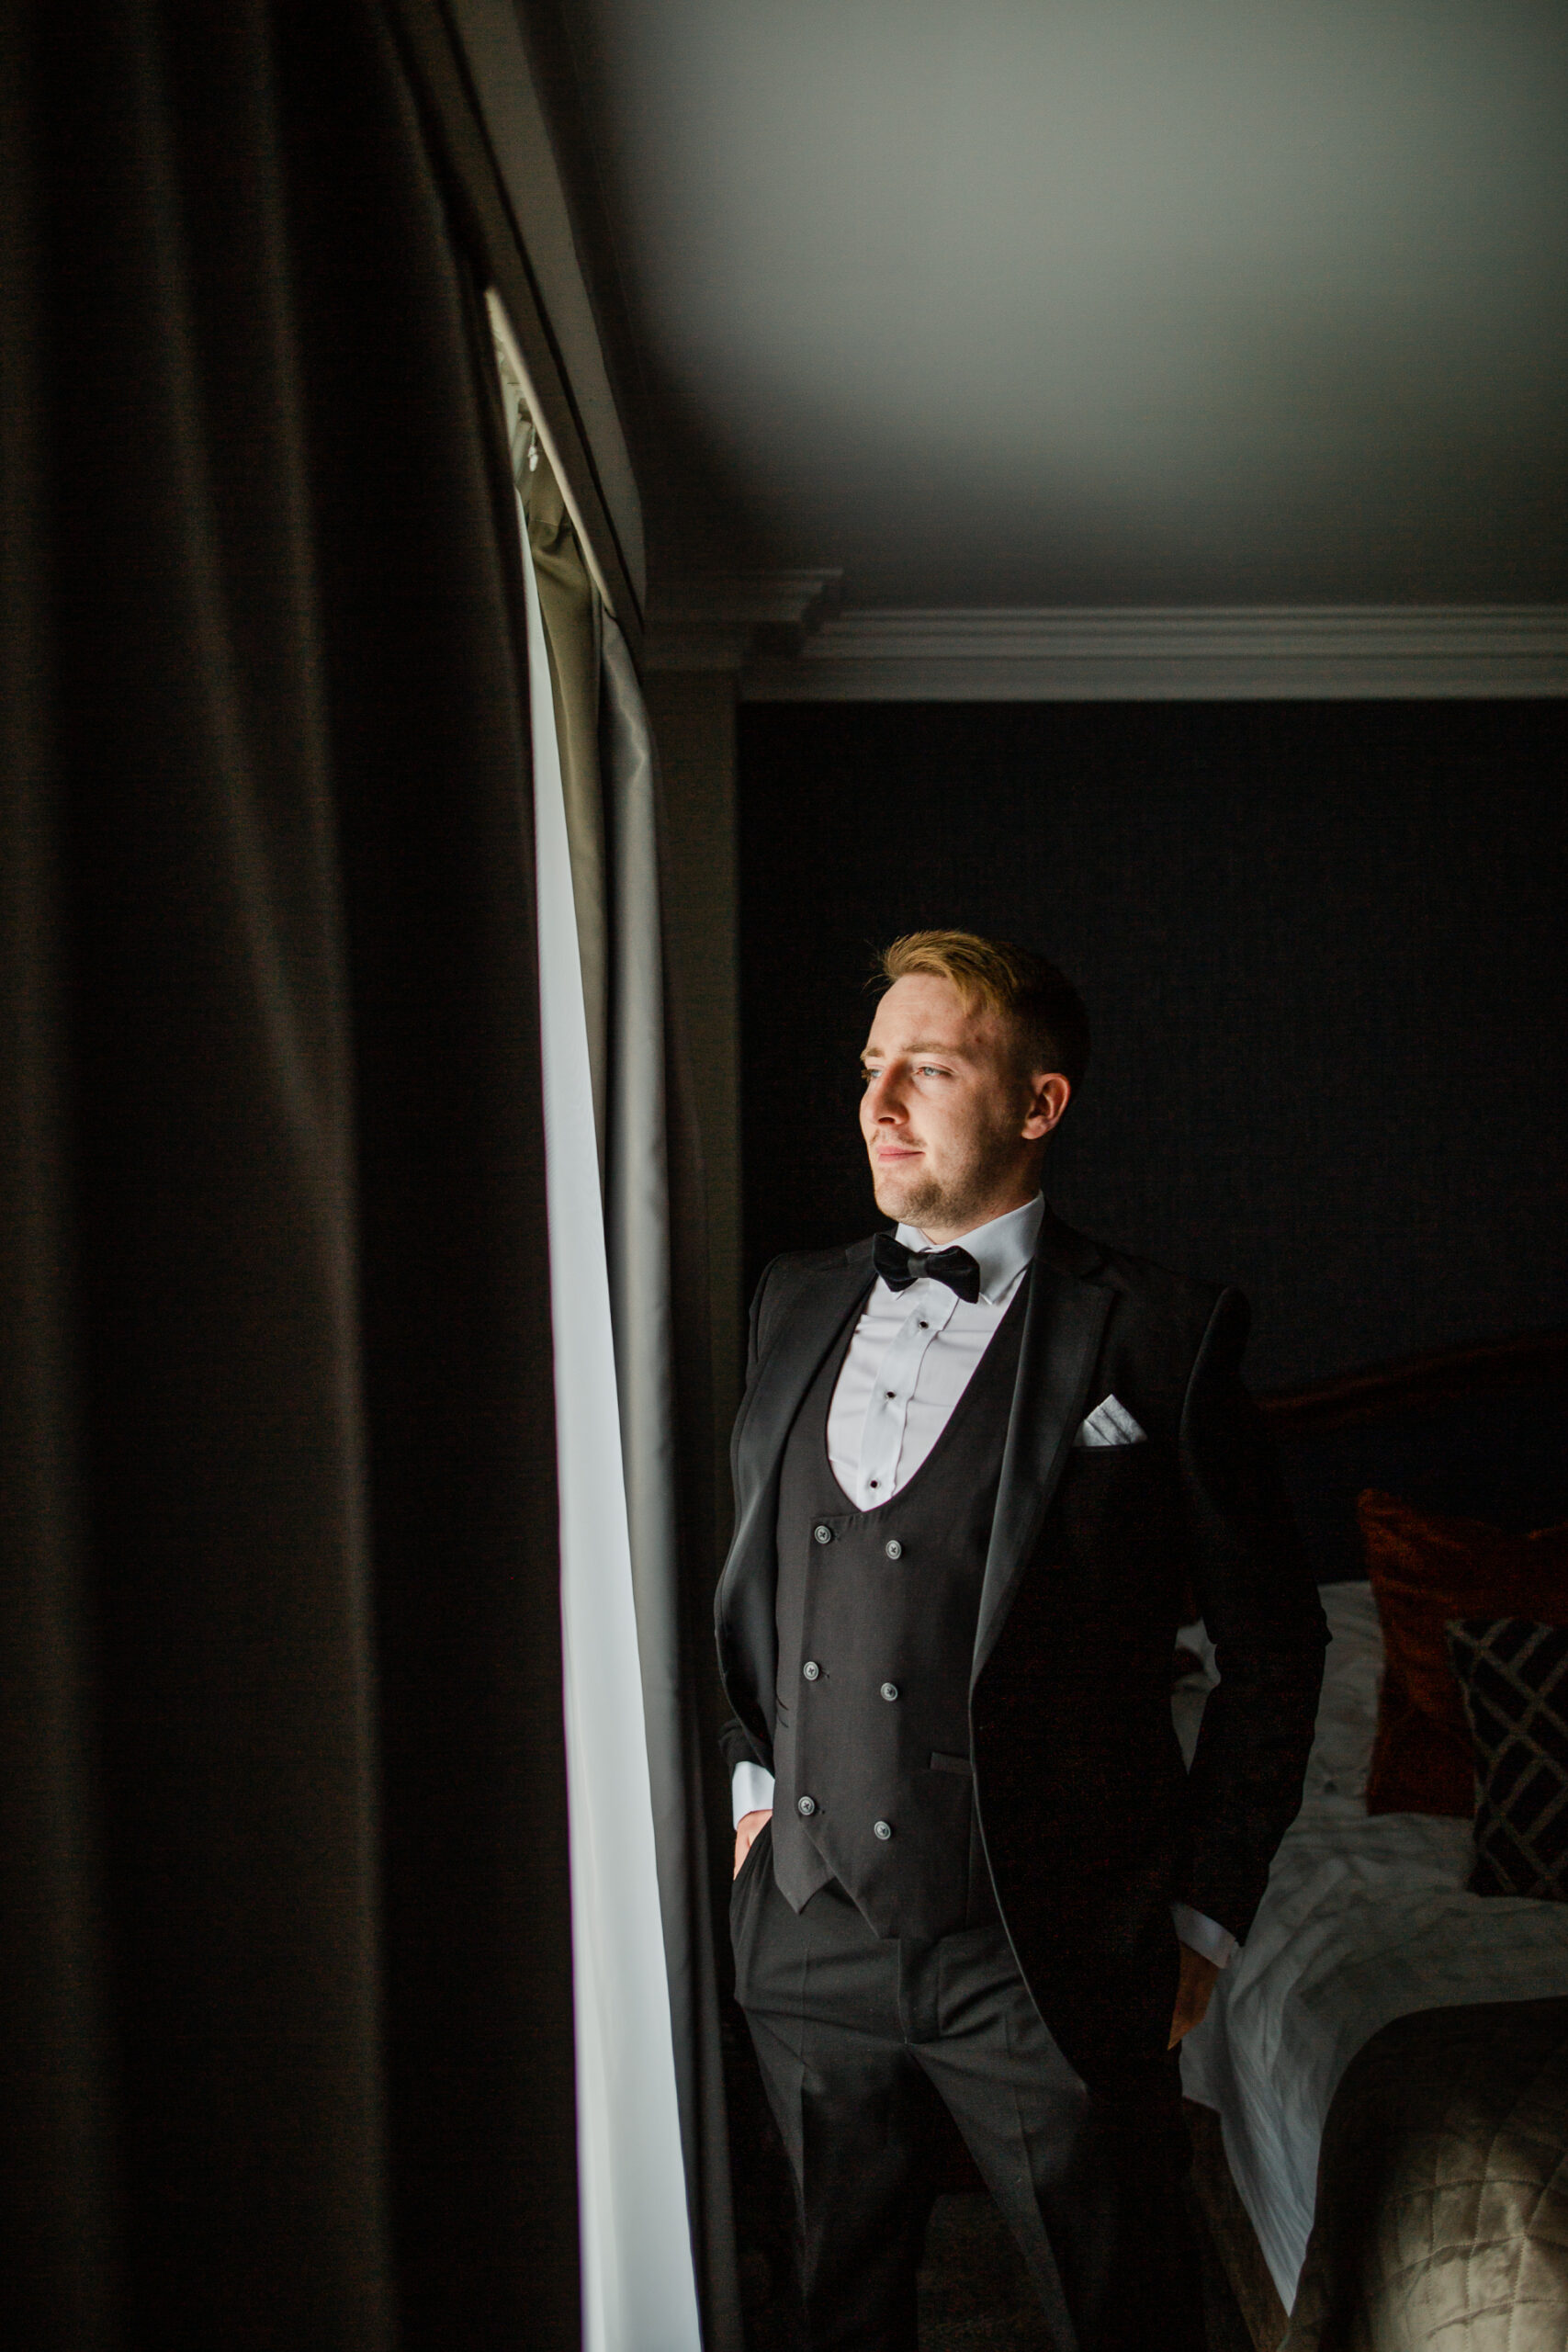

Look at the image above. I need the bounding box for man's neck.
[904,1188,1040,1249]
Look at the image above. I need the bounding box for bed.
[1177,1328,1568,2349]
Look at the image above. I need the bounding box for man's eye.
[916,1065,947,1078]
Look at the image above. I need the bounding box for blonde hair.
[875,930,1089,1085]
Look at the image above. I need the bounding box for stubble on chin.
[875,1169,941,1231]
[871,1122,1026,1236]
[873,1159,992,1236]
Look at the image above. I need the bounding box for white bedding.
[1176,1581,1568,2311]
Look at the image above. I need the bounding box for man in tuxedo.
[716,931,1326,2352]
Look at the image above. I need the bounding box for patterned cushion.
[1358,1490,1568,1816]
[1446,1618,1568,1900]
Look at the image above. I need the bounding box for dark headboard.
[1258,1329,1568,1584]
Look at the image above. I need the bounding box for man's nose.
[865,1070,905,1121]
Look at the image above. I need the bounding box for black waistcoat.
[770,1279,1029,1940]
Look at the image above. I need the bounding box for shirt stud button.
[813,1523,833,1544]
[874,1818,893,1840]
[802,1660,820,1681]
[885,1538,903,1560]
[881,1682,898,1702]
[797,1794,818,1816]
[868,1479,879,1489]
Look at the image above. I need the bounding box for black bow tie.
[873,1231,982,1304]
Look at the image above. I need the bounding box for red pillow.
[1359,1490,1568,1816]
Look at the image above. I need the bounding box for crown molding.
[739,605,1568,700]
[642,571,843,672]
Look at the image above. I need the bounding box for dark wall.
[737,700,1568,1390]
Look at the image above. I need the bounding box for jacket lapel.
[731,1247,874,1489]
[972,1219,1115,1683]
[716,1247,874,1736]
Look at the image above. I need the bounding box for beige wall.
[644,671,744,1558]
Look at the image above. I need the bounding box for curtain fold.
[494,350,740,2350]
[3,6,577,2346]
[602,618,743,2352]
[527,460,609,1175]
[519,492,702,2352]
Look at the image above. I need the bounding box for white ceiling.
[556,0,1567,611]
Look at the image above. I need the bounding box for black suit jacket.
[716,1209,1328,2084]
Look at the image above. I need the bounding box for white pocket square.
[1074,1395,1146,1448]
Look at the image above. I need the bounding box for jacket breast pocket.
[1062,1442,1168,1505]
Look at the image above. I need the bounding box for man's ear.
[1021,1072,1070,1141]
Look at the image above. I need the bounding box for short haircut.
[874,930,1090,1087]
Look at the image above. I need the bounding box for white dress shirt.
[826,1194,1042,1508]
[731,1193,1235,1969]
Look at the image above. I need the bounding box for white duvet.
[1176,1581,1568,2311]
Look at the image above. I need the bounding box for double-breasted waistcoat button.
[813,1523,833,1545]
[802,1660,820,1680]
[880,1682,898,1702]
[797,1794,818,1816]
[873,1819,893,1840]
[885,1538,903,1560]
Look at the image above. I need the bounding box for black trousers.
[731,1826,1203,2352]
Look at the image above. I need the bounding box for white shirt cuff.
[731,1761,776,1828]
[1171,1902,1237,1968]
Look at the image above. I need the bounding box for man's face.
[858,974,1065,1240]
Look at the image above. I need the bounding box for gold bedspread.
[1282,1996,1568,2352]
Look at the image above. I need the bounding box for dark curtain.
[1,6,577,2348]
